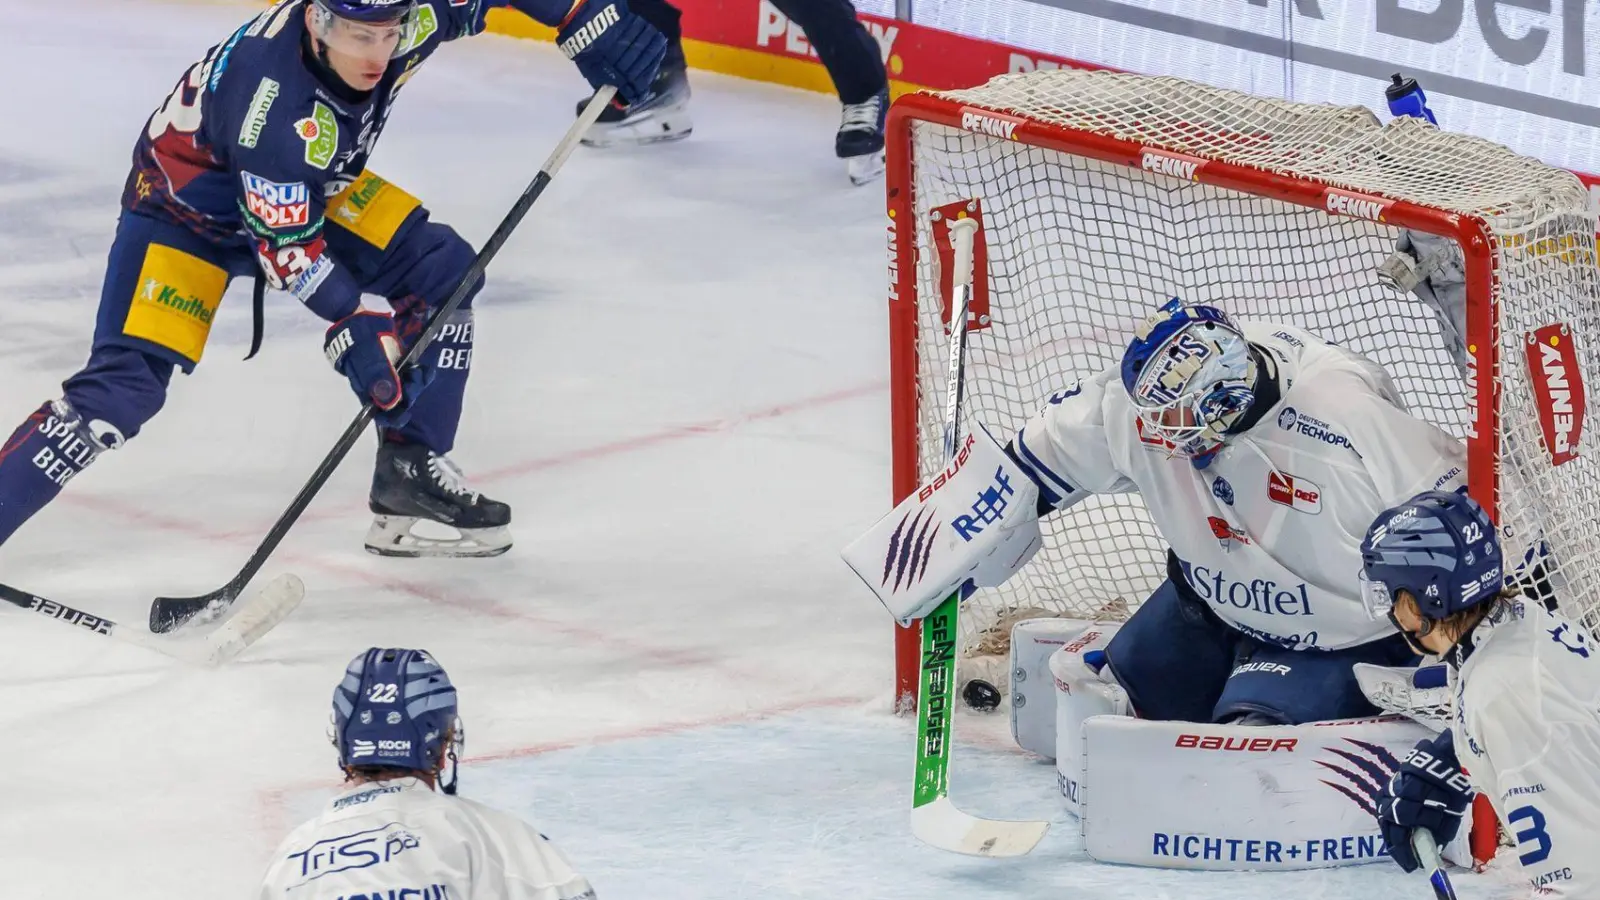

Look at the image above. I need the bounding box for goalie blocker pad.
[842,424,1042,624]
[1074,714,1476,871]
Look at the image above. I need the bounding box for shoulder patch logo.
[294,101,339,169]
[1212,476,1234,506]
[1267,471,1321,514]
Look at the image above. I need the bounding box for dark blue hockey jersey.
[122,0,576,322]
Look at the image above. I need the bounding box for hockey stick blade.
[150,583,237,634]
[195,573,303,665]
[1411,831,1458,900]
[0,574,301,664]
[147,86,619,634]
[912,797,1049,858]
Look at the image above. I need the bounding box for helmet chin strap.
[1397,619,1435,656]
[441,745,459,795]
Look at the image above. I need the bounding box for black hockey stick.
[0,575,302,664]
[148,86,620,633]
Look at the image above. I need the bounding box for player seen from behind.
[259,647,596,899]
[854,298,1467,725]
[0,0,664,559]
[1363,490,1599,898]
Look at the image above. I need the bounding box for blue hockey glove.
[1377,729,1474,872]
[1386,73,1438,125]
[324,311,434,428]
[557,0,666,105]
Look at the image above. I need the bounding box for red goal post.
[886,69,1600,711]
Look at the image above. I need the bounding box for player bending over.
[259,647,597,899]
[1363,491,1599,898]
[853,298,1468,725]
[0,0,664,558]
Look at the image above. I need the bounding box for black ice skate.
[366,441,512,558]
[576,42,692,148]
[836,87,887,186]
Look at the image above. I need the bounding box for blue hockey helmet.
[332,647,463,790]
[1121,298,1259,460]
[1360,490,1503,623]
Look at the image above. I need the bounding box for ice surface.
[0,0,1528,897]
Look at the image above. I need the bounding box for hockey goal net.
[887,68,1600,709]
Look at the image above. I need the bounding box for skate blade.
[846,151,886,186]
[365,515,512,558]
[580,107,694,148]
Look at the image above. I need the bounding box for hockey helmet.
[332,647,463,792]
[308,0,421,60]
[1121,298,1259,461]
[1360,490,1503,623]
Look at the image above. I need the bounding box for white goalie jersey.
[1014,321,1465,651]
[1453,600,1600,899]
[257,777,596,900]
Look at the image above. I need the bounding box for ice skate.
[837,87,887,186]
[366,441,512,558]
[576,42,692,148]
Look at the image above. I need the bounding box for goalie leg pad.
[1007,617,1094,757]
[1048,624,1126,817]
[1214,633,1420,725]
[1103,577,1236,722]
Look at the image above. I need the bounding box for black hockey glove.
[1377,729,1474,872]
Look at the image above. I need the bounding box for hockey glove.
[1377,729,1475,872]
[557,0,666,105]
[324,311,434,428]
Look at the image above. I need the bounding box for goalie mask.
[1120,299,1259,461]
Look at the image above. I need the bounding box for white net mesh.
[895,69,1600,673]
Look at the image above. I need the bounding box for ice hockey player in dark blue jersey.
[0,0,664,558]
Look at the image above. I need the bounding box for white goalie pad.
[1008,617,1095,758]
[842,425,1041,624]
[1079,716,1476,871]
[1048,626,1125,816]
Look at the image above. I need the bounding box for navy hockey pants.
[1103,565,1420,725]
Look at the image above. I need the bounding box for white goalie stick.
[0,574,303,666]
[909,212,1050,857]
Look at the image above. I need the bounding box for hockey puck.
[961,679,1003,712]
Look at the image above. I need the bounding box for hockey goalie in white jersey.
[1363,491,1600,898]
[850,298,1466,725]
[258,648,596,900]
